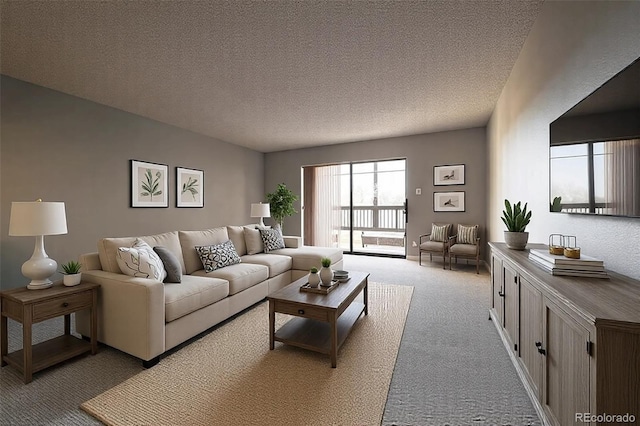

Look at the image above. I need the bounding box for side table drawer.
[274,300,328,321]
[33,291,93,322]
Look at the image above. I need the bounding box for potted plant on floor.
[501,199,532,250]
[265,183,298,232]
[60,260,82,286]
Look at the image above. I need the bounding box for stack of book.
[529,248,608,278]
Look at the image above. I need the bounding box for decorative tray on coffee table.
[300,278,350,294]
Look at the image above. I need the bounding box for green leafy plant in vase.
[60,260,82,286]
[501,199,532,250]
[319,257,333,286]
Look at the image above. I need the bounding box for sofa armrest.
[75,270,165,361]
[79,252,102,271]
[283,236,302,248]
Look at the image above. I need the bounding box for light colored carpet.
[81,283,413,426]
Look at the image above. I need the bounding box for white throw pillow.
[116,238,167,281]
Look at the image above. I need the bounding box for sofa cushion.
[192,263,269,296]
[226,226,248,256]
[164,275,229,322]
[241,253,292,278]
[116,239,167,281]
[259,228,285,252]
[179,227,229,274]
[269,246,343,271]
[153,246,182,283]
[196,240,242,272]
[98,231,184,274]
[244,228,264,255]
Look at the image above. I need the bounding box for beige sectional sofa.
[75,225,343,366]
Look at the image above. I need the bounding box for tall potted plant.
[501,199,532,250]
[265,183,298,231]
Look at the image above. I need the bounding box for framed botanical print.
[130,160,169,208]
[176,167,204,208]
[434,191,465,212]
[434,164,465,186]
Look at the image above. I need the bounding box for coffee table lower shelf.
[274,302,365,355]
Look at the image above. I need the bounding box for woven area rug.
[81,283,413,426]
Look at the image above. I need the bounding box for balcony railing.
[340,205,405,232]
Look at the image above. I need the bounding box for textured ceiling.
[1,1,544,153]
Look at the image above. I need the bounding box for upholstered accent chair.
[448,224,481,273]
[419,223,452,269]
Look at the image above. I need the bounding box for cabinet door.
[519,275,542,400]
[503,262,519,352]
[491,254,504,324]
[543,299,590,426]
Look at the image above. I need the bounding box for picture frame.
[130,160,169,208]
[434,164,465,186]
[176,167,204,208]
[434,191,465,212]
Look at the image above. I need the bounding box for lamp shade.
[250,203,270,218]
[9,201,68,236]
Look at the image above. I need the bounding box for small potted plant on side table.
[60,260,82,286]
[501,199,532,250]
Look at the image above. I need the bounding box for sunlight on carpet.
[81,283,413,426]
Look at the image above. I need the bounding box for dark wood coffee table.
[268,271,369,367]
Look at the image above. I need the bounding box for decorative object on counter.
[501,199,532,250]
[562,235,580,259]
[308,267,320,288]
[265,183,298,231]
[528,248,607,278]
[548,234,564,255]
[9,199,68,290]
[333,270,350,283]
[60,260,82,286]
[319,257,333,286]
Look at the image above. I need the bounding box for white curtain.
[303,165,341,247]
[604,139,640,216]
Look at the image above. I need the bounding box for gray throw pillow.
[153,246,182,283]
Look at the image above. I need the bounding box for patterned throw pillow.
[116,239,167,281]
[259,228,285,252]
[457,225,478,245]
[430,224,451,242]
[196,240,242,272]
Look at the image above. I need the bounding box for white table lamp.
[250,202,270,227]
[9,200,68,290]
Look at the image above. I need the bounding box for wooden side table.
[1,281,99,383]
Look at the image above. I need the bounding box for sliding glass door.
[304,159,406,257]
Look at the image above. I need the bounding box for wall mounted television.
[549,57,640,218]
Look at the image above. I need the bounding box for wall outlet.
[415,188,422,195]
[412,241,417,247]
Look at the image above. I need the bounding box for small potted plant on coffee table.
[319,257,333,287]
[308,267,320,288]
[60,260,82,286]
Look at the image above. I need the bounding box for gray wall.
[264,128,487,259]
[1,76,265,290]
[488,1,640,279]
